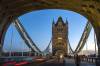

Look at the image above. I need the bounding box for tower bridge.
[52,17,68,56]
[0,0,100,66]
[0,14,97,66]
[2,16,95,66]
[11,16,92,57]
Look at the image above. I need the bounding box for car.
[3,61,16,66]
[15,61,29,66]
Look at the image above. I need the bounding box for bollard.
[92,58,93,63]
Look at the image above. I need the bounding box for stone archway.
[0,0,100,59]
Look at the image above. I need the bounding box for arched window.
[57,28,63,32]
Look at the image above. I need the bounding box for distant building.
[52,16,68,56]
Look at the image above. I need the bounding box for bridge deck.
[65,58,95,66]
[2,56,95,66]
[26,58,96,66]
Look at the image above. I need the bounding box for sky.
[3,9,97,52]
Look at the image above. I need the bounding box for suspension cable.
[68,22,92,54]
[13,19,41,53]
[43,38,52,53]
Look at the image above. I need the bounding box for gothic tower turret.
[52,16,68,56]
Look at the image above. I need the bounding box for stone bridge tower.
[52,17,68,56]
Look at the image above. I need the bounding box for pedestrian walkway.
[64,58,96,66]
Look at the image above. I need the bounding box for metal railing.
[81,56,100,64]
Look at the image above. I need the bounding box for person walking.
[74,54,80,66]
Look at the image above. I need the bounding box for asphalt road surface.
[23,58,96,66]
[24,59,65,66]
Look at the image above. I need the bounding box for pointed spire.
[55,16,64,26]
[57,16,63,22]
[66,18,68,25]
[52,19,55,24]
[52,19,55,26]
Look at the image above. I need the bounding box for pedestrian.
[74,54,80,66]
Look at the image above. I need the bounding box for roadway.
[24,58,64,66]
[24,58,96,66]
[1,56,96,66]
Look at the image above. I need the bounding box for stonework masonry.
[52,17,68,56]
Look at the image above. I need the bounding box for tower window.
[57,28,63,32]
[58,37,62,40]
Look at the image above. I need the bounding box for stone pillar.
[95,27,100,57]
[0,44,2,57]
[95,27,100,66]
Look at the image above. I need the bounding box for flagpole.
[9,24,14,57]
